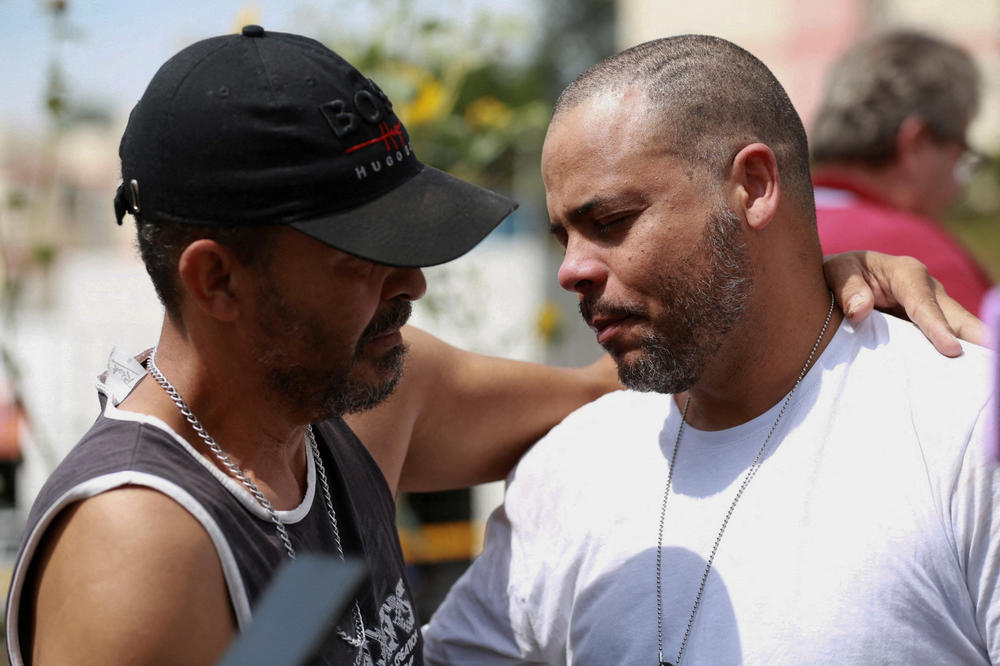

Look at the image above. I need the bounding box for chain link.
[146,351,368,656]
[656,291,834,665]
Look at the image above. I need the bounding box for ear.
[176,239,244,322]
[895,115,933,171]
[729,143,780,230]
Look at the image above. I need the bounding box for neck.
[814,163,940,222]
[120,318,311,509]
[675,280,841,431]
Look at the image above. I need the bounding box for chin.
[615,346,703,395]
[340,354,407,412]
[339,369,404,416]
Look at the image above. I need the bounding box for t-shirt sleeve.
[421,500,539,664]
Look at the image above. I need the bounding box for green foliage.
[318,0,615,196]
[947,153,1000,280]
[323,9,549,194]
[31,243,57,268]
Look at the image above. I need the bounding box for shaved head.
[553,35,815,215]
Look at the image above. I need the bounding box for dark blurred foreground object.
[219,555,368,666]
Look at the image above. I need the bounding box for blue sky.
[1,0,320,132]
[0,0,536,135]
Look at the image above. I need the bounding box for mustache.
[579,295,647,326]
[359,299,412,345]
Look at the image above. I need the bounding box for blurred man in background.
[811,30,993,314]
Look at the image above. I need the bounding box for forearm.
[397,329,619,493]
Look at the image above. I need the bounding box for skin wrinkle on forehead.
[560,85,721,175]
[545,100,716,240]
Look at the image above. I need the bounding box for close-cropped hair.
[136,217,277,324]
[811,30,980,166]
[553,34,815,212]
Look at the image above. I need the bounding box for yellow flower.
[465,96,512,130]
[231,4,261,33]
[535,301,564,344]
[399,78,448,127]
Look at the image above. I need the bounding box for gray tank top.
[5,390,423,666]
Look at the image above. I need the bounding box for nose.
[384,267,427,302]
[557,240,607,295]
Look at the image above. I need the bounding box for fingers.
[822,251,971,357]
[884,262,964,358]
[904,300,964,357]
[932,281,986,347]
[823,252,875,322]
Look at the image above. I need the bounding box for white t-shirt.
[423,312,999,665]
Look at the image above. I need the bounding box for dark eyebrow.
[571,197,607,220]
[548,194,639,235]
[548,197,607,234]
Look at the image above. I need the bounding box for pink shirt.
[814,175,993,315]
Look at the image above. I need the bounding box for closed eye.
[595,214,634,236]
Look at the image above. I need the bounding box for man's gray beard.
[253,270,412,421]
[263,339,407,421]
[326,345,406,416]
[617,207,753,394]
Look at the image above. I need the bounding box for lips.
[580,297,647,347]
[589,314,635,345]
[365,329,404,354]
[353,301,412,361]
[360,301,412,344]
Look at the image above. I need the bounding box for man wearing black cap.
[2,27,983,666]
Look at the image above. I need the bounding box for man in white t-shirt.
[423,35,998,665]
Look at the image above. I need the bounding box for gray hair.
[553,34,815,212]
[811,30,980,166]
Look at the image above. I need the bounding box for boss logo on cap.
[320,78,414,181]
[319,78,395,141]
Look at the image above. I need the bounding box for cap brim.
[290,165,518,268]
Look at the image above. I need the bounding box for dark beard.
[255,280,412,420]
[331,300,412,416]
[581,207,753,394]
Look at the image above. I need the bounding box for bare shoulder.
[27,486,235,665]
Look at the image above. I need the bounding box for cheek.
[621,242,666,287]
[300,288,376,348]
[608,256,659,303]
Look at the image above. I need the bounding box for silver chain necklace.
[145,350,369,658]
[656,291,834,666]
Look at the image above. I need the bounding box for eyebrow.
[571,197,607,219]
[547,195,636,235]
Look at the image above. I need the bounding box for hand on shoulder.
[824,250,986,356]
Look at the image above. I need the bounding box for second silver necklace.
[656,291,835,666]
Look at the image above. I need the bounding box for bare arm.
[823,251,985,356]
[28,488,235,665]
[347,325,619,495]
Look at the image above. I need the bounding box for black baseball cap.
[114,25,518,268]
